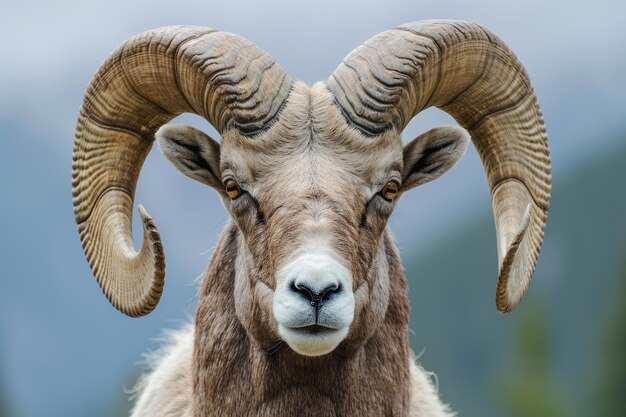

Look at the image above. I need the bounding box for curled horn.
[328,20,551,312]
[72,26,293,317]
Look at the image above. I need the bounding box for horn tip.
[105,204,166,318]
[495,204,534,313]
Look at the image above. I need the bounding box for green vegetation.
[0,360,11,417]
[495,301,569,417]
[0,389,11,417]
[591,256,626,415]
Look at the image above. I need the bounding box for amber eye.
[224,179,243,200]
[380,181,399,202]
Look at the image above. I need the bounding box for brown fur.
[134,82,459,416]
[195,83,415,415]
[193,225,411,416]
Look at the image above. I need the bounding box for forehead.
[220,82,402,183]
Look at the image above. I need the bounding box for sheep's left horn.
[72,26,293,317]
[328,20,551,312]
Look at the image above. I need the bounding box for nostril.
[320,283,341,301]
[291,281,314,300]
[290,281,341,307]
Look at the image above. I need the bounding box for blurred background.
[1,0,625,416]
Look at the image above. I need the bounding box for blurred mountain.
[404,137,626,416]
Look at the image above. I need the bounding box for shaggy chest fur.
[195,339,412,416]
[192,225,412,416]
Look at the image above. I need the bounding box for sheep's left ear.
[156,124,222,190]
[401,126,470,191]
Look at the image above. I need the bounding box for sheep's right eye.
[380,180,399,202]
[224,179,243,199]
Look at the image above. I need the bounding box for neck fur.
[192,223,412,416]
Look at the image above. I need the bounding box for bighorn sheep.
[72,20,551,416]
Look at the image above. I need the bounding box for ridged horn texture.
[327,20,551,312]
[72,26,293,317]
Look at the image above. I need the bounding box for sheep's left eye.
[224,179,243,199]
[380,181,399,202]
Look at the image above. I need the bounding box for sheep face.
[157,82,469,357]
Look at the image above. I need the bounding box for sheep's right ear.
[156,124,222,190]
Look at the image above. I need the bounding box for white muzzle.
[273,253,354,356]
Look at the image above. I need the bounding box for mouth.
[277,323,349,357]
[290,324,338,335]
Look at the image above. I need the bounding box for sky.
[1,0,625,416]
[2,0,626,241]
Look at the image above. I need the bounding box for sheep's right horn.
[328,20,551,312]
[72,26,293,317]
